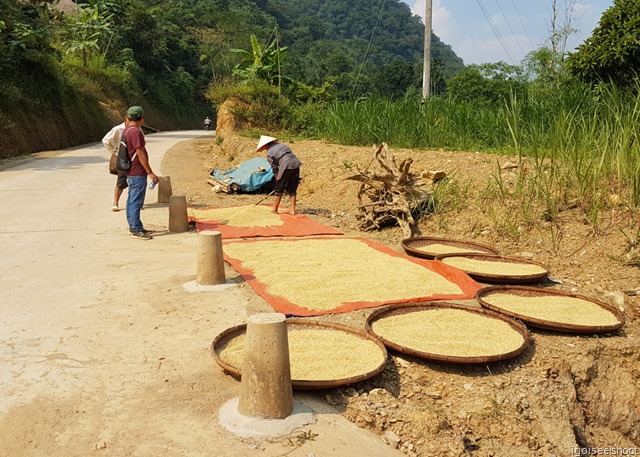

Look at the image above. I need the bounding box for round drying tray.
[476,285,625,334]
[401,236,499,260]
[435,253,549,284]
[365,303,529,364]
[211,318,388,390]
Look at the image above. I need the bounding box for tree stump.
[346,143,437,238]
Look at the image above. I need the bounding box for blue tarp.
[210,157,274,193]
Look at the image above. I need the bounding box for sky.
[403,0,615,65]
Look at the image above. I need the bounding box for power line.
[475,0,517,64]
[495,0,525,57]
[353,0,387,95]
[510,0,536,49]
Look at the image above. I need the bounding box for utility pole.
[422,0,433,100]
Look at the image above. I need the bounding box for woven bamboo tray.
[211,318,388,390]
[435,253,549,284]
[401,236,499,260]
[365,303,529,364]
[476,285,626,333]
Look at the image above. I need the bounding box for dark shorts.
[274,167,300,196]
[116,172,128,190]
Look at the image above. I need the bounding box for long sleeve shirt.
[101,122,126,156]
[266,142,302,180]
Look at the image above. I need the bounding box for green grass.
[306,84,640,240]
[310,96,513,151]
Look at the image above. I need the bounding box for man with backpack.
[102,118,128,212]
[122,106,159,240]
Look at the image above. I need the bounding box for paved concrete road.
[0,131,402,457]
[0,130,212,406]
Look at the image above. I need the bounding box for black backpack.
[116,128,137,173]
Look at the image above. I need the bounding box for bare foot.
[288,210,296,215]
[271,209,279,214]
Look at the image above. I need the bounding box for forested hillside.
[0,0,464,156]
[261,0,463,90]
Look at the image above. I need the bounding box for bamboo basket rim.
[365,302,529,364]
[401,236,499,260]
[435,253,549,284]
[476,285,626,333]
[211,318,388,390]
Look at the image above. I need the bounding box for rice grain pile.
[217,327,385,381]
[441,256,547,277]
[417,243,488,255]
[371,308,525,358]
[224,238,465,312]
[482,293,621,327]
[189,205,283,227]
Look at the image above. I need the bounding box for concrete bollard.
[157,176,173,204]
[238,313,293,419]
[168,195,189,233]
[196,231,225,285]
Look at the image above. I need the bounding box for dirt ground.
[161,132,640,457]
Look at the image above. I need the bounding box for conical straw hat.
[257,135,277,151]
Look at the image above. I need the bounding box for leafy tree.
[106,0,206,113]
[0,0,56,69]
[118,0,196,73]
[372,57,418,98]
[196,28,233,83]
[286,79,336,105]
[566,0,640,87]
[523,47,557,84]
[62,0,115,67]
[447,62,527,105]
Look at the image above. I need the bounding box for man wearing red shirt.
[123,106,159,239]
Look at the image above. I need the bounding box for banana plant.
[231,33,287,86]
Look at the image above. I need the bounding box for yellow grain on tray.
[224,238,464,312]
[441,256,546,276]
[482,293,620,327]
[217,327,385,381]
[372,308,524,357]
[189,205,283,227]
[417,243,488,255]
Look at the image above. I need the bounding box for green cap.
[127,106,144,119]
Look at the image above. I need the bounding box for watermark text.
[571,448,638,456]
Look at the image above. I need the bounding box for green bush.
[207,79,293,132]
[286,103,324,135]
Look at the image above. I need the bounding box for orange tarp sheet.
[190,205,342,239]
[223,237,482,317]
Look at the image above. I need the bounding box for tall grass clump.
[491,82,640,237]
[598,83,640,208]
[312,95,513,151]
[541,84,640,216]
[310,82,640,235]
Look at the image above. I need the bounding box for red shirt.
[124,126,147,176]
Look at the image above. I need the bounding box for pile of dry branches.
[346,143,442,238]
